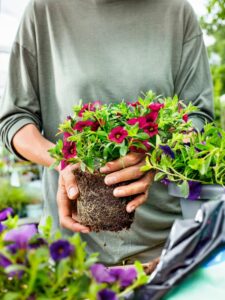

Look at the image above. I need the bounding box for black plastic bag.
[127,200,225,300]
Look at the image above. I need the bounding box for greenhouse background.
[0,0,224,220]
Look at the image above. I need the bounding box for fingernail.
[105,176,117,185]
[100,166,110,173]
[113,189,124,197]
[127,206,135,213]
[81,229,90,233]
[68,187,78,198]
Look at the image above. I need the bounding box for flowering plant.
[49,91,196,172]
[0,208,148,299]
[142,123,225,198]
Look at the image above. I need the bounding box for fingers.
[60,164,80,199]
[57,164,90,233]
[57,184,90,233]
[100,153,145,173]
[104,161,145,185]
[126,193,148,213]
[113,172,154,198]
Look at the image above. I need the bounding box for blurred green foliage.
[201,0,225,127]
[0,180,31,214]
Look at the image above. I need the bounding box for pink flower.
[78,101,101,117]
[108,126,128,143]
[145,111,158,123]
[62,142,77,160]
[148,103,164,111]
[61,160,69,170]
[127,117,146,128]
[127,101,140,107]
[62,132,77,160]
[129,140,151,153]
[143,123,158,137]
[74,120,99,132]
[183,114,188,123]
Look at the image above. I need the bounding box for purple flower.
[50,240,74,262]
[90,264,115,283]
[109,267,137,288]
[98,289,118,300]
[0,208,14,222]
[108,127,128,144]
[161,178,170,186]
[188,181,202,200]
[0,222,6,233]
[29,238,47,249]
[0,254,11,268]
[160,145,175,159]
[4,224,37,249]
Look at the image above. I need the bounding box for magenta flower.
[62,132,77,160]
[50,240,74,262]
[127,101,140,107]
[74,120,99,132]
[108,127,128,143]
[62,142,77,160]
[98,289,118,300]
[160,145,175,159]
[90,264,115,283]
[61,160,69,170]
[4,224,37,249]
[127,117,146,127]
[0,208,14,222]
[149,103,164,111]
[109,267,137,288]
[183,114,188,123]
[145,111,158,123]
[78,101,101,117]
[143,123,158,137]
[129,140,151,153]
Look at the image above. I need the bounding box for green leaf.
[119,145,128,157]
[154,172,166,181]
[179,180,189,198]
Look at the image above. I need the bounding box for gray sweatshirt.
[0,0,213,265]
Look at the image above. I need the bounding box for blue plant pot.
[168,183,225,219]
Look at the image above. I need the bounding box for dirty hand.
[57,164,90,233]
[100,153,155,213]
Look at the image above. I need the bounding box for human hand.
[100,153,155,213]
[56,164,90,233]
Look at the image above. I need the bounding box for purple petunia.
[4,224,37,249]
[98,289,118,300]
[188,181,202,200]
[0,208,14,222]
[0,222,6,233]
[160,145,175,159]
[0,254,11,268]
[90,264,115,283]
[50,240,74,262]
[109,267,137,288]
[161,178,170,186]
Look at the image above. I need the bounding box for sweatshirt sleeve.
[174,3,214,131]
[0,1,42,159]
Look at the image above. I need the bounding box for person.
[0,0,214,265]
